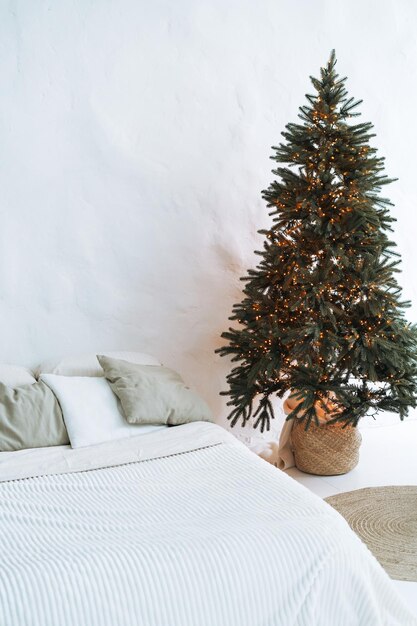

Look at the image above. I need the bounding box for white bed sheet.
[0,421,220,482]
[0,422,415,626]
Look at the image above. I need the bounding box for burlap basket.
[291,419,362,476]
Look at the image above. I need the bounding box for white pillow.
[41,374,166,448]
[0,364,36,387]
[37,351,161,378]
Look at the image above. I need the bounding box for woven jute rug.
[325,486,417,582]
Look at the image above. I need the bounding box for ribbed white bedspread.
[0,422,415,626]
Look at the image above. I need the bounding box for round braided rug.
[325,486,417,582]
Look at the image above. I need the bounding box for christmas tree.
[217,51,417,432]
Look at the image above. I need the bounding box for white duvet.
[0,422,415,626]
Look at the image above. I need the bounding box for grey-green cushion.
[0,381,69,452]
[97,355,213,426]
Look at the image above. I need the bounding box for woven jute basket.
[284,393,361,476]
[291,419,361,476]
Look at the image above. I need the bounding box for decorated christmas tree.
[217,51,417,432]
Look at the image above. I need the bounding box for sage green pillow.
[97,355,213,426]
[0,381,69,452]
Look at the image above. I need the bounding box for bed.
[0,421,415,626]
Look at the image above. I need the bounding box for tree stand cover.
[290,419,361,475]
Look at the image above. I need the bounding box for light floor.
[284,414,417,617]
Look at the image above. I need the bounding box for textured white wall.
[1,0,416,424]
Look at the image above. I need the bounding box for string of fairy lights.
[251,117,400,372]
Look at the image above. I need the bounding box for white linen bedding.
[0,422,415,626]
